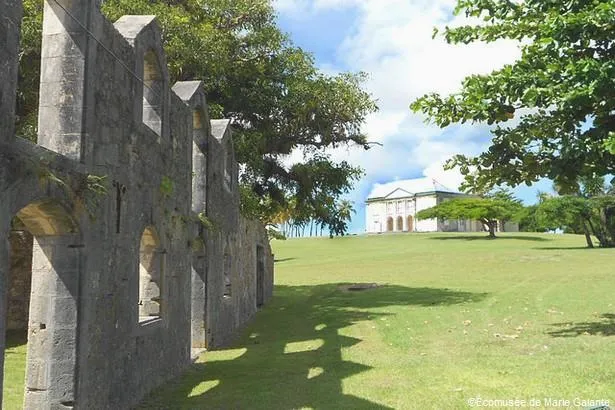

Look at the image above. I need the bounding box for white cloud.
[422,160,465,192]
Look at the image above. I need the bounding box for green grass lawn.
[138,232,615,409]
[3,331,27,410]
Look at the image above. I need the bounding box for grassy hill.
[134,232,615,409]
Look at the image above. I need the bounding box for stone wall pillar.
[24,235,81,409]
[0,0,23,143]
[192,143,208,214]
[38,0,99,161]
[191,125,208,349]
[191,251,207,349]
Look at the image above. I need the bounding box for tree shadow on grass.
[428,235,550,242]
[532,246,596,251]
[4,330,27,349]
[138,284,487,409]
[548,314,615,337]
[274,257,296,263]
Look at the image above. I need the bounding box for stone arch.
[138,226,163,322]
[386,217,394,232]
[406,215,414,232]
[142,50,164,136]
[1,199,81,408]
[396,216,403,231]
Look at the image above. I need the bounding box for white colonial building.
[365,177,486,234]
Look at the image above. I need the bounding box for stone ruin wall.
[0,1,274,408]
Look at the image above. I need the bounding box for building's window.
[396,201,403,213]
[139,227,162,322]
[386,202,393,215]
[142,51,163,136]
[405,200,412,212]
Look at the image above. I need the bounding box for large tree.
[411,0,615,194]
[416,195,522,238]
[536,180,615,248]
[17,0,377,223]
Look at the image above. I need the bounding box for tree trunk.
[481,219,497,238]
[587,215,606,246]
[581,220,594,248]
[488,221,497,238]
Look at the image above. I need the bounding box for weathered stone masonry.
[0,1,274,409]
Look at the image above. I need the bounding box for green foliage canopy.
[536,193,615,247]
[411,0,615,193]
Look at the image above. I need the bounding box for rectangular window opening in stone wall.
[14,19,40,144]
[143,51,164,137]
[139,227,163,323]
[193,110,203,131]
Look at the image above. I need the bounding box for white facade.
[365,177,485,234]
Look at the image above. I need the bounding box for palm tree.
[338,200,355,223]
[332,200,356,237]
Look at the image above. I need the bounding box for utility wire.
[49,0,163,99]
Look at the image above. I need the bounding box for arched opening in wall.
[386,217,394,232]
[2,200,80,409]
[139,227,163,323]
[142,51,163,136]
[407,216,414,232]
[396,216,403,232]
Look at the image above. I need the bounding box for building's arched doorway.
[1,200,81,408]
[407,215,414,232]
[396,216,403,231]
[386,217,394,232]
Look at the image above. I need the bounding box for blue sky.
[274,0,553,233]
